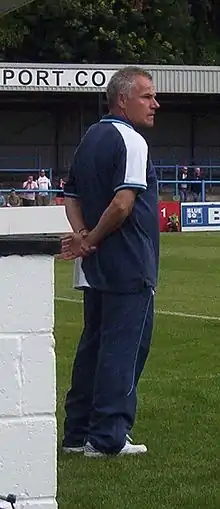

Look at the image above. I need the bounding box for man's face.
[40,170,45,177]
[118,75,160,128]
[28,176,33,183]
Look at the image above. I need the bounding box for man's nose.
[153,98,160,109]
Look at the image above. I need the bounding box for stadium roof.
[0,0,35,16]
[0,63,220,94]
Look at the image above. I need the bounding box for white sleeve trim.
[114,183,147,193]
[113,123,148,188]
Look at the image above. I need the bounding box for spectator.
[37,169,52,206]
[191,167,203,202]
[179,166,188,202]
[0,189,6,207]
[56,177,65,205]
[7,189,21,207]
[57,177,65,196]
[22,175,38,206]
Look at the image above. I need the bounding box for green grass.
[55,233,220,509]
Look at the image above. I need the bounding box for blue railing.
[155,165,220,191]
[0,181,220,204]
[158,180,220,201]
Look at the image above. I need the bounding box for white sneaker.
[84,440,147,458]
[63,445,84,453]
[63,435,133,454]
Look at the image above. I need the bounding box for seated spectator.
[0,189,6,207]
[179,166,188,202]
[22,175,38,206]
[7,189,21,207]
[191,167,203,202]
[37,169,52,206]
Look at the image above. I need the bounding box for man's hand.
[79,236,96,257]
[60,233,82,260]
[59,231,96,260]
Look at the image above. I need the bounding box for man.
[22,175,38,206]
[7,188,21,207]
[62,66,160,457]
[37,169,52,206]
[191,167,203,202]
[179,166,188,202]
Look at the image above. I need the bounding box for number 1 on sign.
[161,207,166,218]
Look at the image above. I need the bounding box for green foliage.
[0,0,220,64]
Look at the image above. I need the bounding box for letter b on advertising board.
[208,207,220,224]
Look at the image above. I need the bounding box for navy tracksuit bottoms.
[63,286,154,454]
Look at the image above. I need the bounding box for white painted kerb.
[0,207,71,509]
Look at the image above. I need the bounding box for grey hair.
[106,66,152,109]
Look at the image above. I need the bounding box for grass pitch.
[55,233,220,509]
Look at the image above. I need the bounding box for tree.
[0,0,220,64]
[189,0,220,64]
[140,0,194,64]
[0,0,36,17]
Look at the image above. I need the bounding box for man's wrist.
[76,228,88,234]
[86,231,97,246]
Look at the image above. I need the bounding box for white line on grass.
[139,373,220,383]
[55,297,220,322]
[56,297,82,303]
[156,310,220,322]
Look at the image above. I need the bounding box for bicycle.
[0,494,16,509]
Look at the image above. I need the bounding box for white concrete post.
[0,207,71,509]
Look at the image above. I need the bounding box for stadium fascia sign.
[0,65,116,92]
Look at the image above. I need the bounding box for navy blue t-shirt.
[64,115,159,293]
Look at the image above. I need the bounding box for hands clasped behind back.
[61,231,96,260]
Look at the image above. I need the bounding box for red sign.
[159,201,180,232]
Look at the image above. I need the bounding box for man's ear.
[118,92,127,110]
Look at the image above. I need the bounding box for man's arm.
[64,196,87,233]
[61,190,136,259]
[61,197,94,259]
[60,164,94,259]
[85,189,137,247]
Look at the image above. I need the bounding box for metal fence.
[155,165,220,182]
[0,166,220,204]
[155,164,220,200]
[0,181,218,204]
[158,180,220,201]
